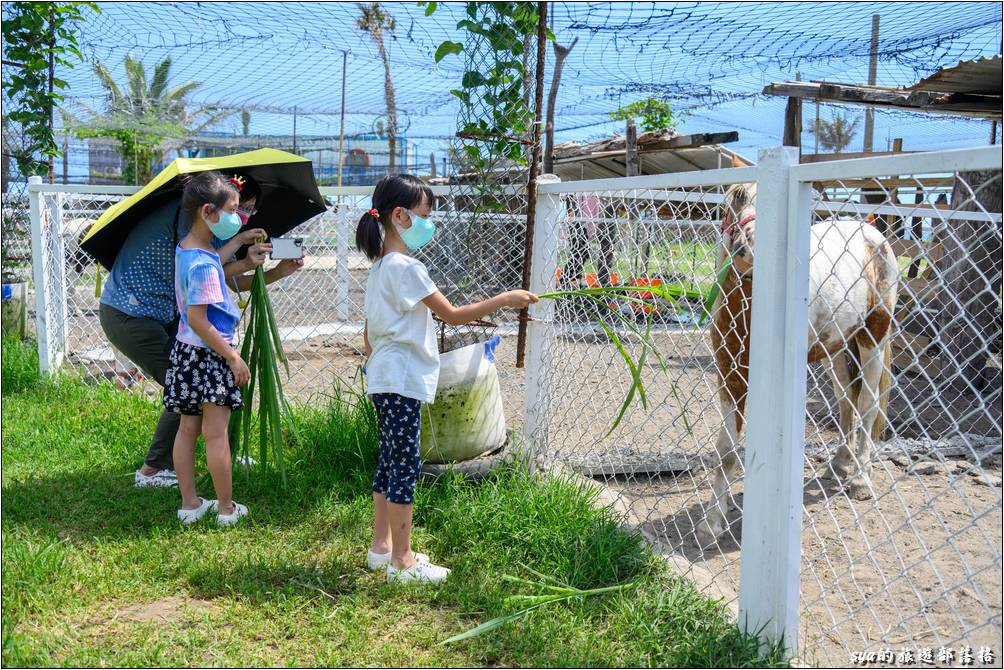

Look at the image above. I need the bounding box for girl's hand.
[501,290,539,309]
[274,258,304,278]
[227,353,251,387]
[236,228,267,246]
[245,241,273,268]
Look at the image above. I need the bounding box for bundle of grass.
[228,264,297,486]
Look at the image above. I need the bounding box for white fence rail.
[22,146,1003,665]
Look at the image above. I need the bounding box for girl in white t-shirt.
[357,174,538,584]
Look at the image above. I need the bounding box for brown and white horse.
[698,183,898,546]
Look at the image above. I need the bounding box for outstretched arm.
[422,290,538,326]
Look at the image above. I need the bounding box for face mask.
[208,208,242,240]
[395,210,436,251]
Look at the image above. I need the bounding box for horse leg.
[844,341,885,500]
[697,394,743,547]
[821,350,858,481]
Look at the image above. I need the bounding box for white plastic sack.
[420,336,506,464]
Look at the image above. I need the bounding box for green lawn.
[1,337,785,667]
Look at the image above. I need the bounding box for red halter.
[722,213,756,234]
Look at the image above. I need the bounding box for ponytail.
[356,209,384,261]
[355,173,433,261]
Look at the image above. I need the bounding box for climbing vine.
[424,1,552,210]
[2,1,96,178]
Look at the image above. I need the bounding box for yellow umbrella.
[81,148,326,270]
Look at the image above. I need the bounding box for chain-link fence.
[23,145,1002,665]
[520,147,1001,665]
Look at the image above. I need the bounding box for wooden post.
[863,14,880,153]
[783,71,803,155]
[888,138,904,236]
[515,0,548,370]
[783,98,802,150]
[429,152,436,178]
[907,183,924,278]
[625,118,640,176]
[625,119,649,273]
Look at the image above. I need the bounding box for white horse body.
[808,220,898,353]
[698,185,898,546]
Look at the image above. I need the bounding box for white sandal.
[367,549,429,570]
[216,501,248,526]
[177,497,215,525]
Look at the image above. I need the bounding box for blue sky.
[44,1,1004,168]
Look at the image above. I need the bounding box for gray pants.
[98,302,178,470]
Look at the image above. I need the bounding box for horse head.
[721,183,757,275]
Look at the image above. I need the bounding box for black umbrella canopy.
[81,149,327,270]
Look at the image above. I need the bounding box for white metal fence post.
[46,191,68,361]
[335,206,350,322]
[523,174,562,468]
[738,146,811,656]
[27,176,54,374]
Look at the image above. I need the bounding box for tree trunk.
[377,37,397,173]
[542,37,577,174]
[936,169,1003,392]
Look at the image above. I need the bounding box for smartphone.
[270,237,304,260]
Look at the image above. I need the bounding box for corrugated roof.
[909,56,1002,95]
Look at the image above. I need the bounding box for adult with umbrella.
[82,149,326,487]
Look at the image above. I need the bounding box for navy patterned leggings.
[371,393,422,504]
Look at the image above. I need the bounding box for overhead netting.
[3,1,999,184]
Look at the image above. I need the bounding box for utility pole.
[337,51,348,187]
[863,14,879,153]
[292,106,298,155]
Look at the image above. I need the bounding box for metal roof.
[551,129,753,181]
[909,56,1002,95]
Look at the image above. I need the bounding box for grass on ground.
[2,336,786,667]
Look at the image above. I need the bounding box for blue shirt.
[100,201,182,323]
[100,201,225,323]
[174,246,241,348]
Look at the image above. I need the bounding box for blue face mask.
[396,210,436,251]
[208,208,242,240]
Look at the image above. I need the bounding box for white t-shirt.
[364,252,440,403]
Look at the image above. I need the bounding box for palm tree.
[72,56,232,183]
[814,112,861,153]
[357,3,398,172]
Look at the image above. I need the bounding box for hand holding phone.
[270,237,304,260]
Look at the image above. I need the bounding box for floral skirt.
[163,340,243,416]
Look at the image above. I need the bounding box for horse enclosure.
[25,145,1003,665]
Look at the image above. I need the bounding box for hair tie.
[228,175,245,192]
[368,208,379,218]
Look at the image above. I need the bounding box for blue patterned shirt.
[100,201,224,323]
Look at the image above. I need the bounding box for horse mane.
[721,182,756,230]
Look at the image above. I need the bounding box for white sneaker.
[367,549,429,571]
[216,501,249,526]
[136,468,178,488]
[177,497,216,525]
[387,558,451,584]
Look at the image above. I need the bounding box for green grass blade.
[698,254,733,326]
[257,266,289,375]
[440,610,535,645]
